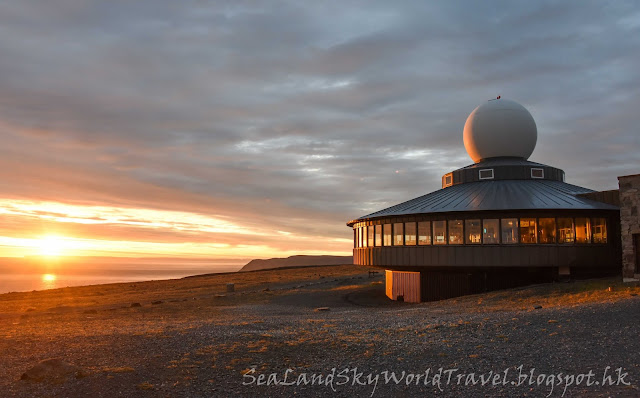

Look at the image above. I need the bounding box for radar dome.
[463,98,537,163]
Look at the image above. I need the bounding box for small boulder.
[534,305,543,310]
[151,301,164,305]
[21,358,86,382]
[130,303,142,308]
[315,307,330,312]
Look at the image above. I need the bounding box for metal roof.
[350,179,619,224]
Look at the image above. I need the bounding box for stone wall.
[618,174,640,280]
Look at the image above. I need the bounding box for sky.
[0,1,638,262]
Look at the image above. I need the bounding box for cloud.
[0,1,638,258]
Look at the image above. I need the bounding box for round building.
[347,98,621,302]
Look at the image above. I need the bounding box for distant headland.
[239,255,352,272]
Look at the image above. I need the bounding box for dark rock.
[534,305,543,309]
[262,288,270,292]
[151,301,164,305]
[130,303,142,308]
[315,307,330,312]
[21,358,86,382]
[631,293,638,297]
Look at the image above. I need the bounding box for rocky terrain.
[0,265,639,397]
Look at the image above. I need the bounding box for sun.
[37,236,66,256]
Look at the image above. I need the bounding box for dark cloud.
[0,1,638,256]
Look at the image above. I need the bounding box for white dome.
[463,98,537,163]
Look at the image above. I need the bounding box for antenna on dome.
[497,95,501,99]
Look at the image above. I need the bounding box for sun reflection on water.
[41,273,57,289]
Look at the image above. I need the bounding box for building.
[347,98,623,302]
[619,174,640,282]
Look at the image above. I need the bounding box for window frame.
[442,173,453,188]
[531,168,544,179]
[478,169,494,180]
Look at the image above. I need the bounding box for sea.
[0,264,243,294]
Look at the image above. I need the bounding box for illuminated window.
[479,169,494,180]
[531,168,544,179]
[483,219,499,244]
[591,218,607,243]
[433,221,446,245]
[501,218,518,244]
[520,218,537,243]
[405,222,416,246]
[383,224,392,246]
[418,221,431,245]
[393,223,404,246]
[538,218,556,244]
[557,218,574,244]
[442,173,453,188]
[354,228,357,248]
[449,220,463,244]
[465,219,481,244]
[575,218,591,243]
[368,226,375,247]
[375,225,382,246]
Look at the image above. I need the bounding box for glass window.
[483,219,499,244]
[383,224,392,246]
[531,168,544,179]
[520,218,537,243]
[393,223,404,246]
[575,218,591,243]
[405,222,416,246]
[465,219,481,244]
[501,218,518,244]
[557,218,574,244]
[538,218,556,244]
[375,225,382,246]
[442,173,453,188]
[592,218,607,243]
[363,226,368,247]
[433,221,447,245]
[354,228,358,248]
[418,221,431,245]
[479,169,494,180]
[449,220,463,244]
[368,225,375,247]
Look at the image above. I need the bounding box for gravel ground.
[1,268,639,397]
